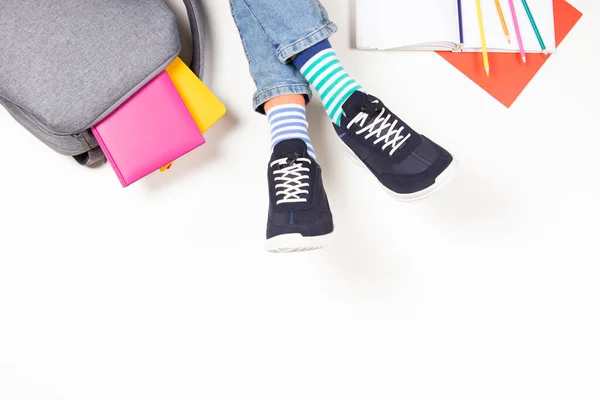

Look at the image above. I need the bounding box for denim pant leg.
[229,0,310,113]
[238,0,338,63]
[230,0,338,113]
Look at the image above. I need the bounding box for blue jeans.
[229,0,338,113]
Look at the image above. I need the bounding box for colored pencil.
[476,0,490,77]
[494,0,511,44]
[508,0,527,64]
[457,0,465,49]
[521,0,548,56]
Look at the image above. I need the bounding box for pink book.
[92,71,205,187]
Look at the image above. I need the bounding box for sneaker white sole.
[265,232,334,253]
[342,142,458,202]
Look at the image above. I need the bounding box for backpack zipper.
[72,132,92,151]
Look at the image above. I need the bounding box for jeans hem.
[253,84,313,114]
[276,22,338,63]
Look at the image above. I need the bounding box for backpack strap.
[182,0,205,80]
[73,147,107,167]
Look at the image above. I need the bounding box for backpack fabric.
[0,0,205,166]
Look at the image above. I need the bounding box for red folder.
[437,0,582,107]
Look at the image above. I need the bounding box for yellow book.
[159,57,227,172]
[166,57,226,133]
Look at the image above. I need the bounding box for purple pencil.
[457,0,465,49]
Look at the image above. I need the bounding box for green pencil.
[521,0,548,56]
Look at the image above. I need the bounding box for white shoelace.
[270,157,312,205]
[347,101,412,157]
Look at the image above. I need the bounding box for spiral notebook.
[356,0,556,53]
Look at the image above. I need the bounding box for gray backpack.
[0,0,205,166]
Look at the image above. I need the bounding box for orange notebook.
[437,0,582,108]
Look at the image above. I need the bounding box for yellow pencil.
[494,0,511,43]
[476,0,490,77]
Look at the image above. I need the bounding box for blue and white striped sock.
[293,39,362,126]
[267,104,316,160]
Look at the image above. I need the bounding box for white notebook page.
[461,0,556,52]
[356,0,460,50]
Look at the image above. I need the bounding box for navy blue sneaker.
[334,92,457,201]
[265,139,334,253]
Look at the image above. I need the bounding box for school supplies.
[355,0,555,54]
[475,0,491,76]
[494,0,511,43]
[92,71,205,187]
[0,0,206,168]
[521,0,549,55]
[508,0,527,63]
[156,57,227,173]
[476,0,490,76]
[166,57,227,133]
[457,0,465,48]
[437,0,582,108]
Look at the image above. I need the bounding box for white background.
[1,1,599,399]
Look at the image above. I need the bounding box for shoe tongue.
[341,91,371,121]
[272,139,309,159]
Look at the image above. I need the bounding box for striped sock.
[267,104,316,160]
[294,39,362,126]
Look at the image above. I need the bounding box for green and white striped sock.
[294,41,362,126]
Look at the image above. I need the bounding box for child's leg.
[229,0,334,252]
[232,0,338,65]
[265,95,316,160]
[232,0,456,200]
[230,0,318,158]
[293,38,457,200]
[293,40,361,126]
[229,0,313,114]
[230,1,356,126]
